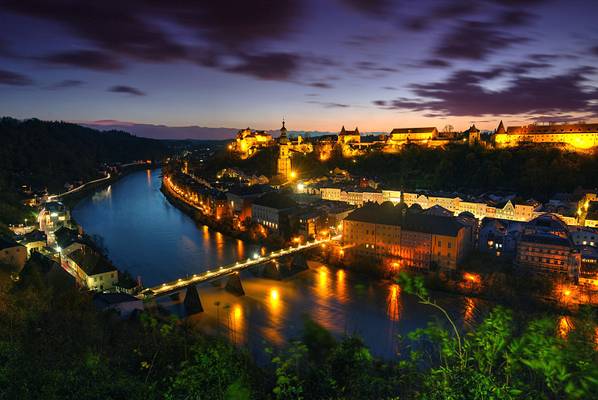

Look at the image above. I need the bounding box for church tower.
[468,124,481,146]
[277,119,292,180]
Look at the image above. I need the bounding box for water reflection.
[91,185,112,203]
[146,169,152,186]
[227,303,245,345]
[236,240,245,259]
[463,297,478,328]
[74,169,492,359]
[215,231,224,259]
[312,266,337,331]
[263,286,284,345]
[387,284,401,321]
[336,269,347,303]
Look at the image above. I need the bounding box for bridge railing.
[140,235,340,299]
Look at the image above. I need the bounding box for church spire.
[279,117,289,143]
[496,120,506,135]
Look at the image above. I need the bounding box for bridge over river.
[139,235,341,313]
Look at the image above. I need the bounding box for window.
[438,240,442,247]
[448,242,452,249]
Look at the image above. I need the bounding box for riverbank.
[315,245,598,315]
[160,174,595,314]
[160,175,279,248]
[61,162,159,209]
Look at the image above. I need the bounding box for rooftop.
[252,192,298,210]
[69,246,117,276]
[519,233,573,248]
[19,229,47,244]
[506,123,598,135]
[345,202,466,236]
[54,226,80,249]
[391,127,437,134]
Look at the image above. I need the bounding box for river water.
[73,168,486,360]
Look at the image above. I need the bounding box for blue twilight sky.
[0,0,597,137]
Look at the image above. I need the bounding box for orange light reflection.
[387,284,401,321]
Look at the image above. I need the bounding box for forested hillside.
[207,142,598,200]
[0,117,167,192]
[0,117,169,227]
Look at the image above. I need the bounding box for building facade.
[515,214,581,279]
[494,122,598,151]
[387,127,438,144]
[38,201,71,240]
[232,128,273,159]
[65,246,119,291]
[342,203,472,271]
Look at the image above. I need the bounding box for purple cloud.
[435,20,528,60]
[227,52,299,81]
[0,69,32,85]
[341,0,392,16]
[1,0,304,79]
[308,82,333,89]
[497,10,533,26]
[48,79,84,89]
[307,100,350,108]
[42,50,124,71]
[108,85,146,96]
[421,58,452,68]
[373,67,598,116]
[354,61,399,74]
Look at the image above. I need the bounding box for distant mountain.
[80,120,339,140]
[80,121,239,140]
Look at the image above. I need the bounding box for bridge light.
[253,252,259,259]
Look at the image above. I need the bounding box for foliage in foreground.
[0,263,596,399]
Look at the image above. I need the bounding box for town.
[160,120,598,307]
[3,119,597,315]
[2,1,598,397]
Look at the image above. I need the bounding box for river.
[73,168,486,360]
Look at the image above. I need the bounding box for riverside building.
[342,202,473,271]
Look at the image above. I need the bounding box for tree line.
[1,261,596,399]
[0,117,169,228]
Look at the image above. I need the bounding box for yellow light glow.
[270,289,279,301]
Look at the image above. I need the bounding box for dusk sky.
[1,0,597,137]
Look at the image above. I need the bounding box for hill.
[0,117,169,227]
